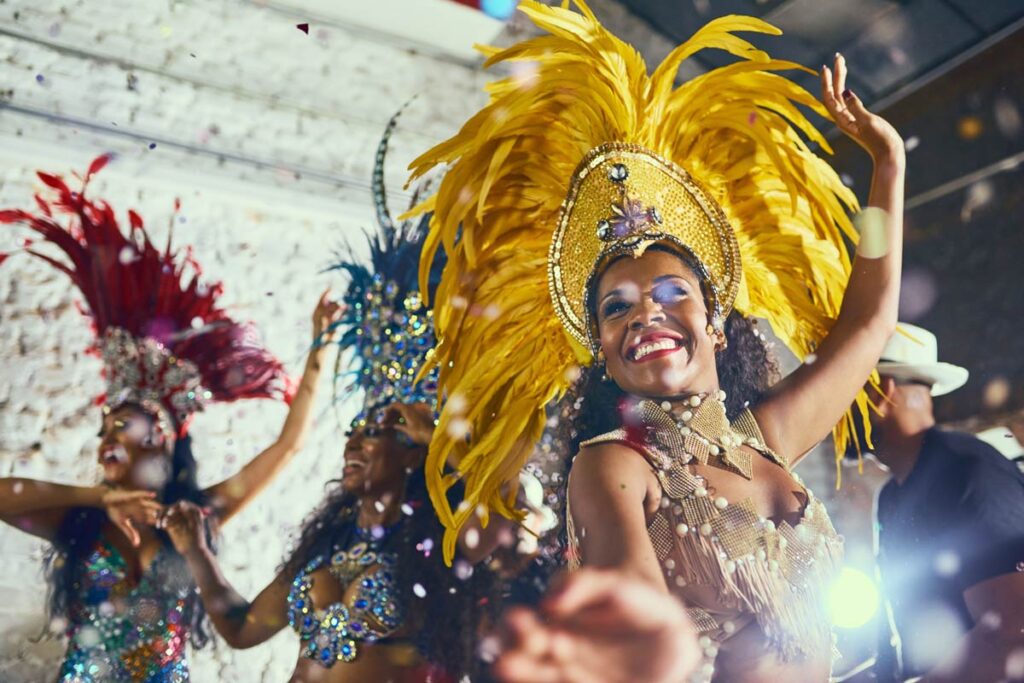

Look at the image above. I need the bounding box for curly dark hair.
[43,424,216,649]
[280,463,499,680]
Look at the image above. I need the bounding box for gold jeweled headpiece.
[550,142,741,350]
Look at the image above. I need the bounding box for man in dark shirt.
[864,324,1024,682]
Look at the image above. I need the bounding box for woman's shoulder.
[572,434,659,485]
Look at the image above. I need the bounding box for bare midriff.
[288,642,426,683]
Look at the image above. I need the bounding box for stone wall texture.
[0,0,490,679]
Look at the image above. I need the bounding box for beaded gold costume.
[567,397,842,662]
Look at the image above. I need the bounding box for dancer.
[407,2,905,680]
[0,157,335,682]
[162,115,503,683]
[863,324,1024,682]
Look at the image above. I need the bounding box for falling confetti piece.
[296,23,309,34]
[35,74,45,84]
[413,583,426,598]
[148,142,157,150]
[904,135,920,151]
[747,112,757,125]
[0,253,8,266]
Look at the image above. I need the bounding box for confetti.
[412,583,426,598]
[35,74,45,84]
[148,142,157,150]
[296,23,309,34]
[933,551,960,577]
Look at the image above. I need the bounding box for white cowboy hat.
[876,323,969,397]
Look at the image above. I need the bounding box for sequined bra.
[58,539,195,682]
[567,397,843,663]
[287,526,405,667]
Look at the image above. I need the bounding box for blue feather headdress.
[327,108,443,417]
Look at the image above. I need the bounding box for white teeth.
[633,339,678,360]
[101,445,128,465]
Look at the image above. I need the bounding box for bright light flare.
[827,566,879,629]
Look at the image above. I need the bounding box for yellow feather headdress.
[407,0,865,562]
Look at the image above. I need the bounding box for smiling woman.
[406,1,906,681]
[160,110,506,683]
[0,157,339,682]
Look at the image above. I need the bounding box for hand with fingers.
[821,53,905,162]
[492,568,701,683]
[312,288,345,347]
[101,489,164,547]
[160,500,209,557]
[385,402,436,447]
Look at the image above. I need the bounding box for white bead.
[660,400,672,411]
[763,519,776,532]
[681,410,693,422]
[689,395,702,407]
[725,560,736,573]
[680,426,692,436]
[664,558,676,570]
[700,523,712,536]
[672,505,683,516]
[676,523,689,536]
[709,445,720,456]
[722,620,736,635]
[675,575,687,587]
[698,636,712,649]
[757,549,767,561]
[720,435,732,446]
[769,560,779,572]
[660,496,670,509]
[779,537,788,549]
[714,496,728,510]
[717,390,727,401]
[694,486,707,497]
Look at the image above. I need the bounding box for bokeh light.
[827,566,879,629]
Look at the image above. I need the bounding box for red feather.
[87,154,112,178]
[2,156,296,428]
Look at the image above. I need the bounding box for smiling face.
[594,248,722,399]
[97,404,174,489]
[340,407,424,497]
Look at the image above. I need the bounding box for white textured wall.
[0,0,491,679]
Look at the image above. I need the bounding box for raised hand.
[312,288,344,346]
[492,569,701,683]
[160,500,209,556]
[385,401,436,447]
[821,53,904,162]
[102,489,163,547]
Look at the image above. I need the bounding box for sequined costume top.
[567,397,843,664]
[287,526,406,668]
[58,539,195,682]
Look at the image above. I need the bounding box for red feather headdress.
[0,155,294,438]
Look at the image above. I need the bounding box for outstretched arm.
[0,478,161,544]
[754,52,906,463]
[163,500,291,648]
[205,290,342,524]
